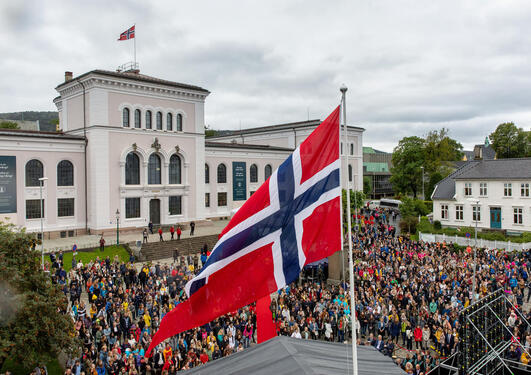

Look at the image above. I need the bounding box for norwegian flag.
[118,25,135,41]
[146,107,341,355]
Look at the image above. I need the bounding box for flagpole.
[340,84,358,375]
[133,23,136,69]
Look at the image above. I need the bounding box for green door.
[490,207,501,229]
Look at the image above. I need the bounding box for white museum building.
[0,68,363,238]
[432,158,531,233]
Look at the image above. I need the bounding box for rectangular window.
[125,198,141,218]
[479,183,487,196]
[57,198,74,217]
[514,207,523,224]
[464,183,472,196]
[205,193,210,208]
[504,183,512,197]
[472,205,481,222]
[169,196,182,215]
[350,143,354,155]
[441,204,448,220]
[26,199,44,219]
[218,192,227,207]
[340,142,343,155]
[521,183,530,197]
[455,205,463,221]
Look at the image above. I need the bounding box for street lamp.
[38,177,48,270]
[115,209,120,245]
[420,166,425,200]
[467,198,480,302]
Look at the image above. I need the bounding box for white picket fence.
[418,232,530,251]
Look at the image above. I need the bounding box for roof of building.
[432,158,531,200]
[453,158,531,180]
[363,146,387,154]
[462,144,496,161]
[364,162,390,173]
[0,119,40,131]
[209,119,364,138]
[205,141,293,152]
[56,69,210,93]
[184,336,405,375]
[0,128,85,141]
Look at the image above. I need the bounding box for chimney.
[65,71,73,82]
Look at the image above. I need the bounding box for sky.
[1,0,530,152]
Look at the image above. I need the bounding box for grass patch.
[45,245,130,271]
[1,357,62,375]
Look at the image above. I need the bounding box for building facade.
[0,69,364,238]
[432,158,531,233]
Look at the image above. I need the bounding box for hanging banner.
[0,156,16,213]
[232,161,246,201]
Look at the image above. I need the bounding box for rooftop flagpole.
[134,23,137,66]
[341,84,358,375]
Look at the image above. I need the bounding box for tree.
[0,121,19,129]
[489,122,530,158]
[424,128,463,176]
[0,222,79,371]
[363,176,372,196]
[390,136,425,198]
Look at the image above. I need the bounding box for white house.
[432,158,531,233]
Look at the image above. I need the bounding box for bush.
[400,216,419,234]
[433,220,442,230]
[423,200,433,213]
[417,217,432,233]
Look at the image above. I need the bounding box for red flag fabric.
[146,106,341,356]
[118,25,135,41]
[256,294,277,343]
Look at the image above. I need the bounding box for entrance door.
[150,199,161,225]
[490,207,501,229]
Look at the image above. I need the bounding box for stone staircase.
[139,234,220,261]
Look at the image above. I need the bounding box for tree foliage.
[390,136,425,198]
[0,222,79,371]
[342,190,365,225]
[489,122,531,158]
[0,121,19,129]
[363,176,372,196]
[390,129,463,198]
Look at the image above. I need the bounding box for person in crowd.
[170,225,175,240]
[99,235,105,252]
[158,227,164,242]
[143,228,148,244]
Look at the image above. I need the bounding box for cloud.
[0,0,530,152]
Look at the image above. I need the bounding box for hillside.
[0,111,58,132]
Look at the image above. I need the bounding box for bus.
[379,198,402,210]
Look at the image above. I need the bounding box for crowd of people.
[44,206,530,375]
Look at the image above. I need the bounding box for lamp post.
[420,166,425,200]
[38,177,48,270]
[467,198,480,302]
[115,209,120,245]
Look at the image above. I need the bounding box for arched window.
[134,109,141,128]
[176,113,183,131]
[167,113,173,131]
[169,154,181,184]
[217,164,226,183]
[250,164,258,183]
[156,112,163,130]
[145,110,152,129]
[264,164,272,181]
[148,154,161,184]
[205,163,210,184]
[348,164,353,182]
[125,153,140,185]
[26,159,43,187]
[122,108,130,127]
[57,160,74,186]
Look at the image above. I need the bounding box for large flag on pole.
[118,25,135,40]
[146,107,341,356]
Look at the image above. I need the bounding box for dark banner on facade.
[0,156,16,213]
[232,161,246,201]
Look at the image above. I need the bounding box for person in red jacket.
[170,225,175,240]
[158,227,163,242]
[200,348,209,364]
[413,325,423,349]
[176,225,182,240]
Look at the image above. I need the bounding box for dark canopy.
[184,336,405,375]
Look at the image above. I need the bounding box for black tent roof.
[184,336,405,375]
